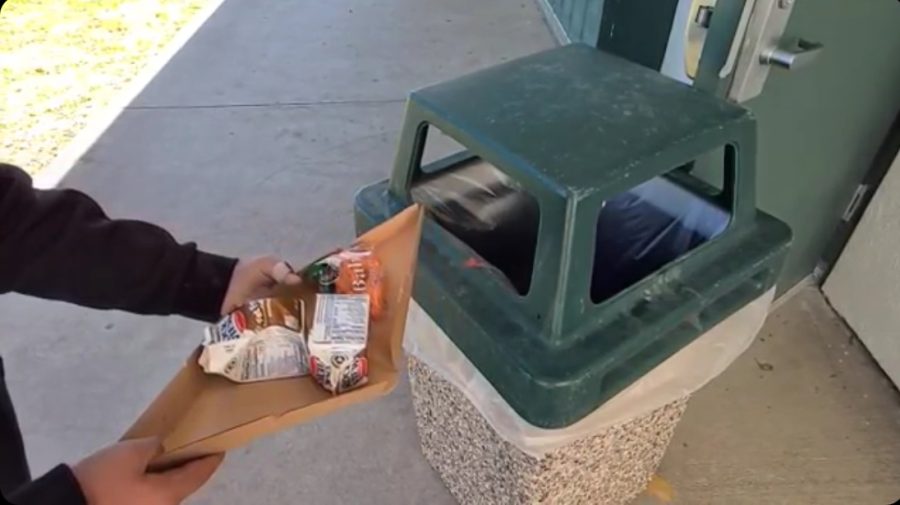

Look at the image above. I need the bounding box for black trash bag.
[592,177,729,302]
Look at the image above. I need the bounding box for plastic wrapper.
[404,288,774,457]
[305,246,386,319]
[199,298,308,383]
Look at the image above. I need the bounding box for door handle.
[760,38,823,69]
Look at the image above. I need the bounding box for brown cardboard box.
[123,205,424,468]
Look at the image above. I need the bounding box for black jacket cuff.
[7,464,87,505]
[173,250,237,322]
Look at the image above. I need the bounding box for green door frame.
[539,0,680,71]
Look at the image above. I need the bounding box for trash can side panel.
[409,356,688,505]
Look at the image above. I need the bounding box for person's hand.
[72,438,224,505]
[221,255,302,314]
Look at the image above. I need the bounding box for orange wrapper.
[335,246,385,319]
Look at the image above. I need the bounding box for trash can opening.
[411,156,540,296]
[409,123,735,304]
[591,147,733,303]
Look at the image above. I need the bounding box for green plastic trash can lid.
[410,43,751,195]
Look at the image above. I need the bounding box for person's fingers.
[269,260,301,285]
[118,437,165,469]
[283,271,303,285]
[222,257,302,315]
[150,453,225,503]
[270,260,293,283]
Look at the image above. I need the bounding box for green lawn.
[0,0,206,175]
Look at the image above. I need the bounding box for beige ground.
[634,287,900,505]
[0,0,205,175]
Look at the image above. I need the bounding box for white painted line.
[32,0,227,189]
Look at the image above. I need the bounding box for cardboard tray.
[123,205,424,468]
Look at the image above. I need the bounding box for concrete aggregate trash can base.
[409,356,688,505]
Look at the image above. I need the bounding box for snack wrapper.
[308,294,370,394]
[199,298,309,383]
[305,245,385,319]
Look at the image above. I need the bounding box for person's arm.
[0,163,236,322]
[7,465,86,505]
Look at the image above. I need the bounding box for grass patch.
[0,0,207,175]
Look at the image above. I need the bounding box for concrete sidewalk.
[3,1,899,504]
[2,1,552,503]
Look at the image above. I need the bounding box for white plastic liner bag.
[404,288,774,457]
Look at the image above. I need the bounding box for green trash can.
[355,44,790,504]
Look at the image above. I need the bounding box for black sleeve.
[0,163,237,322]
[7,465,86,505]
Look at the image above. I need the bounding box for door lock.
[695,5,714,28]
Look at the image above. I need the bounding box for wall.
[824,151,900,386]
[541,0,678,72]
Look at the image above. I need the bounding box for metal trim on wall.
[817,111,900,282]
